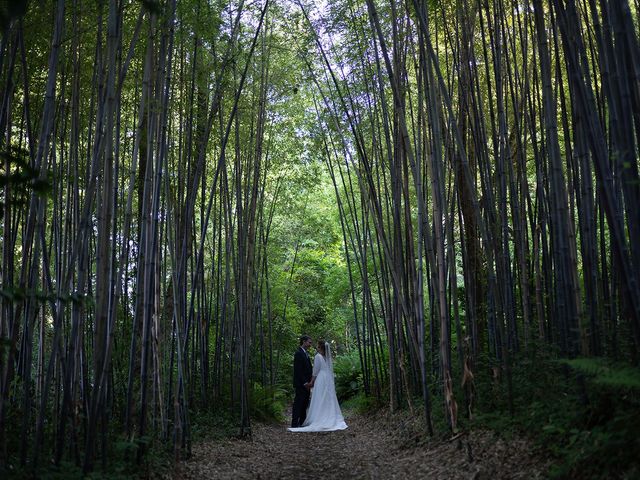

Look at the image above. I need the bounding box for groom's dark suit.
[291,346,313,427]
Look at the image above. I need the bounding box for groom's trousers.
[291,387,310,427]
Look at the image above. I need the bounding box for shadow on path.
[169,411,550,479]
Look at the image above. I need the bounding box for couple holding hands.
[289,335,348,432]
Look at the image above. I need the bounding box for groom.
[291,335,313,428]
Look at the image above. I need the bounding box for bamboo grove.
[1,0,639,474]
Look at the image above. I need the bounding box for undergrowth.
[470,349,640,479]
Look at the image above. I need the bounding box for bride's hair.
[317,339,327,354]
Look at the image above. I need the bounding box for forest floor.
[166,409,553,479]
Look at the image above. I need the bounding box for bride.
[288,339,348,432]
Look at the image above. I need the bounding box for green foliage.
[340,391,381,414]
[190,408,237,442]
[249,382,288,422]
[472,350,640,479]
[0,147,51,221]
[560,357,640,389]
[1,434,172,480]
[333,349,363,401]
[264,171,355,374]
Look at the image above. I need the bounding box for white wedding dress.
[288,346,348,432]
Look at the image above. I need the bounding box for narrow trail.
[170,411,550,479]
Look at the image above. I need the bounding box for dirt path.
[170,411,550,479]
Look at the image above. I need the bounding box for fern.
[560,357,640,389]
[249,383,287,422]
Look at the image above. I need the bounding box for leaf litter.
[166,410,552,479]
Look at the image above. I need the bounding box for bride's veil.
[325,341,334,375]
